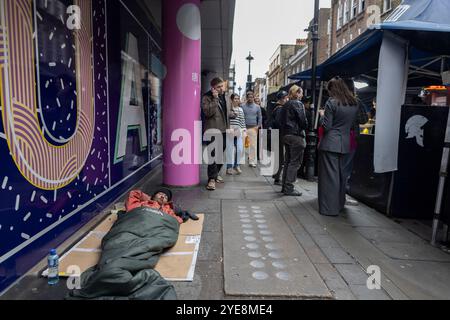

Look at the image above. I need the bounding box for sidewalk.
[171,165,450,300]
[2,164,450,300]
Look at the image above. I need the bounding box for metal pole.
[246,52,254,92]
[314,81,324,130]
[431,108,450,246]
[305,0,320,180]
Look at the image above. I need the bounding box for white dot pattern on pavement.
[239,205,292,282]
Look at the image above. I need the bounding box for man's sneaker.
[226,168,234,175]
[234,167,242,175]
[283,190,302,197]
[215,176,224,183]
[249,164,257,168]
[274,180,282,186]
[206,180,216,191]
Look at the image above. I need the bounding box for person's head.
[210,77,225,95]
[254,96,261,105]
[343,78,356,95]
[276,90,289,105]
[152,188,173,205]
[302,96,312,108]
[289,85,303,100]
[326,77,358,106]
[230,93,241,106]
[246,91,255,104]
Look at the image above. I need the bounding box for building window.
[350,33,353,40]
[342,38,346,46]
[327,18,331,35]
[343,0,349,24]
[358,28,361,35]
[359,0,366,13]
[336,42,340,50]
[337,3,343,29]
[383,0,392,13]
[351,0,357,18]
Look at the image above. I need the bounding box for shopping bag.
[245,135,250,149]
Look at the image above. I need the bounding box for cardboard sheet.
[43,207,204,282]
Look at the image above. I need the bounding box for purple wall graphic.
[0,0,163,292]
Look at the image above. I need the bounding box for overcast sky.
[231,0,331,91]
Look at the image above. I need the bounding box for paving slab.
[203,213,222,233]
[320,247,355,264]
[374,258,450,300]
[356,226,427,245]
[222,181,274,190]
[222,201,331,298]
[375,242,450,262]
[349,284,391,300]
[178,198,221,213]
[334,264,370,285]
[208,189,244,200]
[244,190,285,201]
[314,264,355,300]
[197,231,223,262]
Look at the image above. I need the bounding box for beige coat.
[202,92,231,133]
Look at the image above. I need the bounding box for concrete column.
[162,0,201,186]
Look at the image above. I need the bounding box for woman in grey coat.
[318,77,359,216]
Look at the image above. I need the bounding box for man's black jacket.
[280,99,308,137]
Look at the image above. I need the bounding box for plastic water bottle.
[47,249,59,285]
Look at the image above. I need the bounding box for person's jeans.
[282,135,306,193]
[206,133,227,181]
[226,130,244,169]
[246,127,258,165]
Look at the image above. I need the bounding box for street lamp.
[304,0,320,181]
[246,52,255,92]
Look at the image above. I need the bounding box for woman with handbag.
[226,94,247,175]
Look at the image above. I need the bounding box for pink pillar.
[162,0,201,187]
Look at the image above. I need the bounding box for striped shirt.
[229,107,246,129]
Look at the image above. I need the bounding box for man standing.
[279,85,308,196]
[242,91,262,167]
[202,77,230,191]
[269,90,289,185]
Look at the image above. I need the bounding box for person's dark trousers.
[318,150,347,216]
[207,133,227,181]
[281,135,306,193]
[342,150,356,192]
[273,133,284,182]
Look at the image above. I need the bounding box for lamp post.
[304,0,320,181]
[229,63,236,94]
[246,52,254,92]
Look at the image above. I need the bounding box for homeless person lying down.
[68,189,198,300]
[126,188,199,224]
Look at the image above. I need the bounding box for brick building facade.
[330,0,402,55]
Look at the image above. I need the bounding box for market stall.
[289,0,450,244]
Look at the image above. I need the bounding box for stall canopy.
[289,0,450,83]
